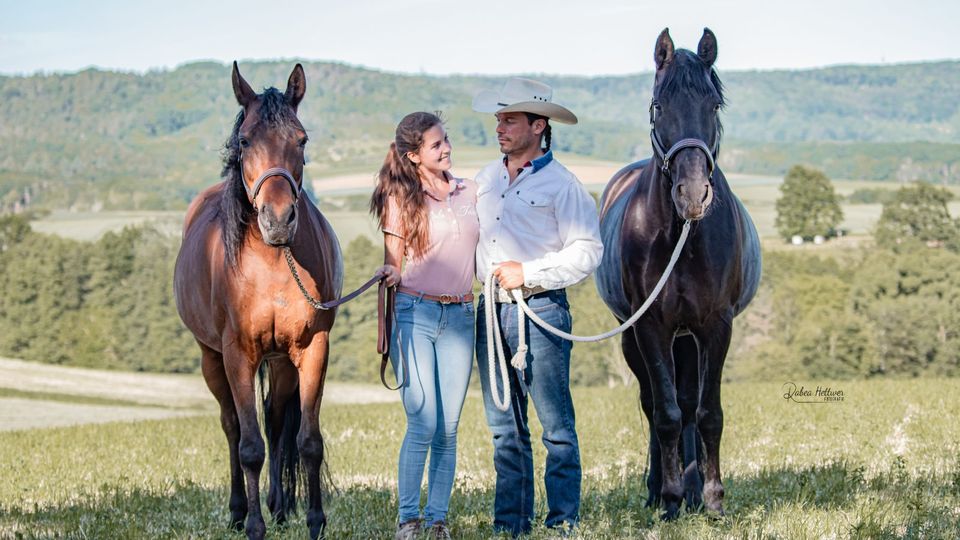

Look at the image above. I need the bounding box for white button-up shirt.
[475,151,603,290]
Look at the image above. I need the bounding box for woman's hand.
[377,264,401,287]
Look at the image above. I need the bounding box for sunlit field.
[2,370,958,539]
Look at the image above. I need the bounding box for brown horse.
[174,62,342,540]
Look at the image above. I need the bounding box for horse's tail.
[259,360,304,519]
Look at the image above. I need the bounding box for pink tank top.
[382,178,479,296]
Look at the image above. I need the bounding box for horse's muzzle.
[258,203,298,246]
[673,181,713,221]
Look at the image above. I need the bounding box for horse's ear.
[232,61,257,108]
[654,28,675,71]
[698,28,718,67]
[285,64,306,112]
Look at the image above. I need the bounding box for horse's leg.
[674,335,704,511]
[633,325,683,520]
[694,316,734,516]
[200,343,247,530]
[265,357,300,525]
[621,331,661,508]
[295,331,331,540]
[223,339,267,540]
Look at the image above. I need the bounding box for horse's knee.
[239,436,265,470]
[697,407,724,439]
[298,431,324,463]
[654,405,683,441]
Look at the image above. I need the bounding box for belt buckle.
[439,293,455,304]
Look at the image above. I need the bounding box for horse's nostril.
[286,208,297,225]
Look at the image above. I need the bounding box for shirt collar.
[422,175,464,202]
[502,150,554,175]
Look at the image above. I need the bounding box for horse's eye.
[714,104,721,113]
[298,137,308,148]
[239,137,250,148]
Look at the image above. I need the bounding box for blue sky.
[1,0,958,76]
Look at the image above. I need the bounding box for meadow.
[11,160,960,538]
[2,370,959,539]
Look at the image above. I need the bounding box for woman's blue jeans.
[390,292,474,525]
[475,289,581,535]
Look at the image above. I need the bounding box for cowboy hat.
[472,78,578,125]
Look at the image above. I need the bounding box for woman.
[370,112,479,540]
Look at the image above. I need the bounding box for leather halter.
[239,150,302,204]
[649,101,719,179]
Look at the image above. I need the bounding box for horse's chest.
[234,273,323,343]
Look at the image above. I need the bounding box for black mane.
[218,88,300,267]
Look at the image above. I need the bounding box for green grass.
[0,388,168,409]
[3,380,959,538]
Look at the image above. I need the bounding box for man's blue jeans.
[475,289,581,535]
[391,292,474,526]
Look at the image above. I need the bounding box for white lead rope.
[484,220,692,411]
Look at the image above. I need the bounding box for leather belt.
[494,285,548,304]
[397,286,474,304]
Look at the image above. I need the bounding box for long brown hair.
[370,111,444,260]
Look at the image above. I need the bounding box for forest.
[2,178,958,384]
[1,60,959,213]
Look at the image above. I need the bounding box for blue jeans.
[391,292,474,525]
[475,290,580,535]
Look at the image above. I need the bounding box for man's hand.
[493,261,525,290]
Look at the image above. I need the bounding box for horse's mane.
[218,88,301,267]
[655,49,726,142]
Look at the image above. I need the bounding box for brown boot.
[431,520,451,539]
[395,518,422,540]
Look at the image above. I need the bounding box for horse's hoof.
[308,510,327,540]
[245,518,266,540]
[309,520,327,540]
[704,482,725,515]
[660,504,681,521]
[704,502,725,519]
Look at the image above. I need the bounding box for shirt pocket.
[510,188,556,229]
[515,188,553,209]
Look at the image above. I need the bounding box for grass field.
[2,363,959,539]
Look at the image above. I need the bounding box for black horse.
[596,28,761,520]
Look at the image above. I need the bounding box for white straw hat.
[472,77,578,125]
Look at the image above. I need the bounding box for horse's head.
[650,28,724,221]
[232,62,308,246]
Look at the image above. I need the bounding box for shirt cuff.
[521,260,545,288]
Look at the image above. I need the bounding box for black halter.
[239,150,302,204]
[649,100,719,179]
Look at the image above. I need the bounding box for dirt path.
[0,358,398,432]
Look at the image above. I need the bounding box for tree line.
[2,60,959,212]
[3,175,959,382]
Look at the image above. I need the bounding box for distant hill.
[1,60,959,211]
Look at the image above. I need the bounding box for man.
[471,78,603,535]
